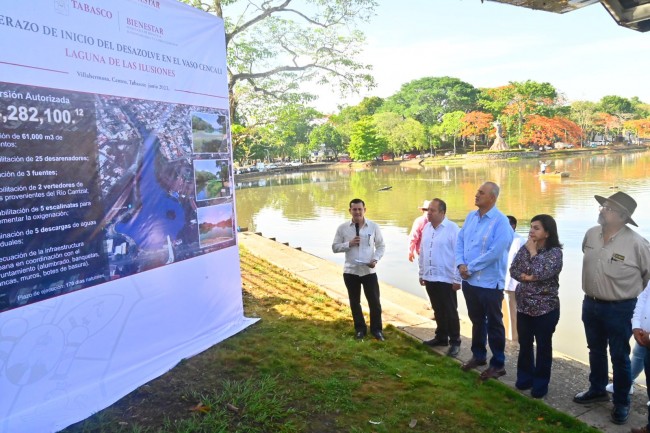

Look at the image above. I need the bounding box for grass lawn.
[62,248,599,433]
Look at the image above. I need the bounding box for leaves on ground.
[189,403,210,413]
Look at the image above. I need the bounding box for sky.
[310,0,650,113]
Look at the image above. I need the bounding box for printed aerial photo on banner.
[0,83,236,312]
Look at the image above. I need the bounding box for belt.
[584,295,634,304]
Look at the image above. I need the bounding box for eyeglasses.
[599,205,618,213]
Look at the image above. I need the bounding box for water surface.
[235,151,650,364]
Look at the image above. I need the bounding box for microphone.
[355,223,360,237]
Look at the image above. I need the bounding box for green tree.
[569,101,598,145]
[631,97,650,119]
[347,116,387,160]
[426,124,443,155]
[373,112,425,156]
[309,123,344,159]
[598,96,637,135]
[382,76,478,127]
[599,95,634,116]
[330,96,385,145]
[258,104,321,159]
[333,96,385,124]
[372,112,402,156]
[439,111,466,154]
[182,0,377,124]
[395,118,426,153]
[191,116,215,132]
[231,124,264,164]
[350,96,385,119]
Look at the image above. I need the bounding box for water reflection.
[235,151,650,363]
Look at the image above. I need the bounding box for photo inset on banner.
[194,159,232,201]
[191,111,228,153]
[197,202,235,248]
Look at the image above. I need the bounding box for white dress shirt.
[332,218,385,276]
[418,217,461,284]
[505,232,525,292]
[632,282,650,332]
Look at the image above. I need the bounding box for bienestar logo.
[126,17,164,35]
[70,0,113,18]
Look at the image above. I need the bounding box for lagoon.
[235,151,650,364]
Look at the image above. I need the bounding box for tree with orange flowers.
[554,117,584,145]
[462,111,494,152]
[624,118,650,142]
[519,115,583,147]
[480,81,558,145]
[593,112,622,144]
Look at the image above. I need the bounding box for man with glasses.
[573,192,650,426]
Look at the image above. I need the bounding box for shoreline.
[239,230,650,432]
[234,146,650,180]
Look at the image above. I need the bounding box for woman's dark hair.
[531,214,562,249]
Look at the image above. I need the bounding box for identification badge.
[611,253,625,262]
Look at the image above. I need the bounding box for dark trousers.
[462,281,506,368]
[343,273,382,333]
[425,280,461,346]
[582,296,636,407]
[516,308,560,396]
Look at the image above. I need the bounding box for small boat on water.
[378,186,392,191]
[540,171,570,178]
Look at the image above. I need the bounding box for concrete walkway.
[239,231,649,433]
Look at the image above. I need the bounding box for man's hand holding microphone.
[349,222,361,247]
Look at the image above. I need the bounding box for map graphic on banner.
[0,1,236,313]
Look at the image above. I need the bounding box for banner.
[0,1,255,431]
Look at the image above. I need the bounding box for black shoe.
[610,404,629,425]
[531,387,548,399]
[371,330,385,341]
[460,357,487,372]
[480,366,506,381]
[446,345,460,358]
[355,331,366,340]
[573,389,610,404]
[423,337,449,347]
[515,381,533,391]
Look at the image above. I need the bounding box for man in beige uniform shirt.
[573,192,650,426]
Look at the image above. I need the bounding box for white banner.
[0,1,255,432]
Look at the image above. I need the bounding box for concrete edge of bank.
[238,231,648,433]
